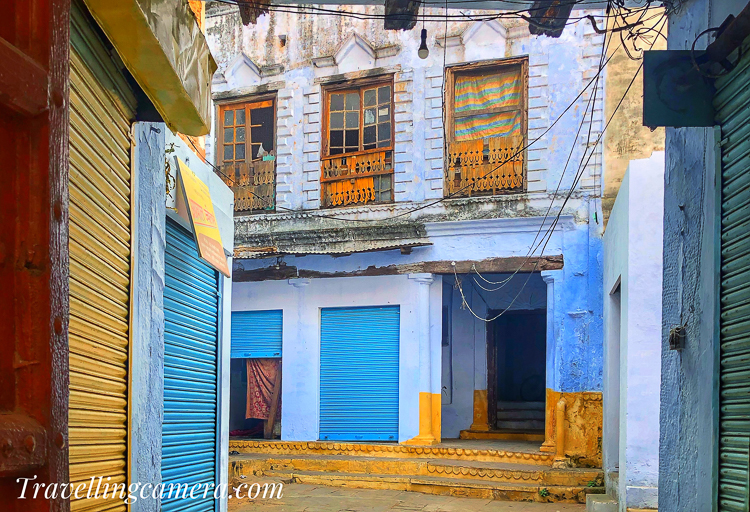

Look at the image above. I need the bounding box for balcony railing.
[321,149,393,208]
[220,161,275,213]
[446,136,524,197]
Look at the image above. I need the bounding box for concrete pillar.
[405,273,439,445]
[540,270,559,454]
[130,122,166,512]
[470,286,489,432]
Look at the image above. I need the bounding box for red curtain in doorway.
[246,358,281,420]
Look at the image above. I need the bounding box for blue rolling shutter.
[162,219,219,512]
[319,306,400,441]
[231,310,283,358]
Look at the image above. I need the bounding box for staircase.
[229,440,604,503]
[496,401,546,431]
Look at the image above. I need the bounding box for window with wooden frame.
[321,78,394,208]
[445,58,528,198]
[218,97,276,214]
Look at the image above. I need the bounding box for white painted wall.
[205,7,606,209]
[232,274,442,443]
[603,151,664,510]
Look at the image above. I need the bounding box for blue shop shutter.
[231,310,283,358]
[319,306,400,442]
[162,219,219,512]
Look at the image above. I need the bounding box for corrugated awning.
[234,222,432,259]
[83,0,216,135]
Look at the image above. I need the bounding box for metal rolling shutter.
[162,218,220,512]
[319,306,400,441]
[231,310,283,358]
[716,35,750,512]
[68,3,136,510]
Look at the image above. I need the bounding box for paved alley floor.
[227,483,586,511]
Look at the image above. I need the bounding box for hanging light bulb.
[418,28,429,59]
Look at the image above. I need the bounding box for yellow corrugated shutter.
[68,26,135,512]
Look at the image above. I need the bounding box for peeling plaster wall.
[604,153,664,510]
[232,275,443,443]
[204,6,605,209]
[602,8,666,225]
[659,2,746,511]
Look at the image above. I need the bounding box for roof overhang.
[83,0,217,135]
[233,222,432,259]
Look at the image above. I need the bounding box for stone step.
[230,439,554,466]
[496,409,546,420]
[231,453,602,487]
[586,493,617,511]
[242,468,605,504]
[497,401,546,410]
[497,419,546,430]
[459,429,546,442]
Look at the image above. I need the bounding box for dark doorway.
[487,309,546,433]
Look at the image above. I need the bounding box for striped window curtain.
[454,69,522,142]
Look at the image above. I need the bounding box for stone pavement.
[228,483,586,511]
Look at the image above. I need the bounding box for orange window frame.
[321,77,395,158]
[217,98,275,165]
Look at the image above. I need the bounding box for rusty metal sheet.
[234,222,432,258]
[82,0,217,135]
[0,414,47,477]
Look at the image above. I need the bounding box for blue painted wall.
[658,2,746,511]
[235,209,604,400]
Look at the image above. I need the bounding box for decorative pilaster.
[405,273,439,445]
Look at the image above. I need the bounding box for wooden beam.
[233,255,564,282]
[0,0,70,507]
[0,37,49,116]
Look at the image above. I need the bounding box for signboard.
[175,158,231,277]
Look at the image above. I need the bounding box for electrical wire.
[210,0,657,26]
[203,31,624,224]
[201,1,664,230]
[471,17,614,289]
[453,12,667,323]
[468,3,661,288]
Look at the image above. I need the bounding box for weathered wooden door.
[0,0,70,509]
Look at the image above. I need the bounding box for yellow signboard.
[176,158,231,277]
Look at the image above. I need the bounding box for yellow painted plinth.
[404,392,441,445]
[543,388,603,467]
[469,389,490,431]
[459,430,545,442]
